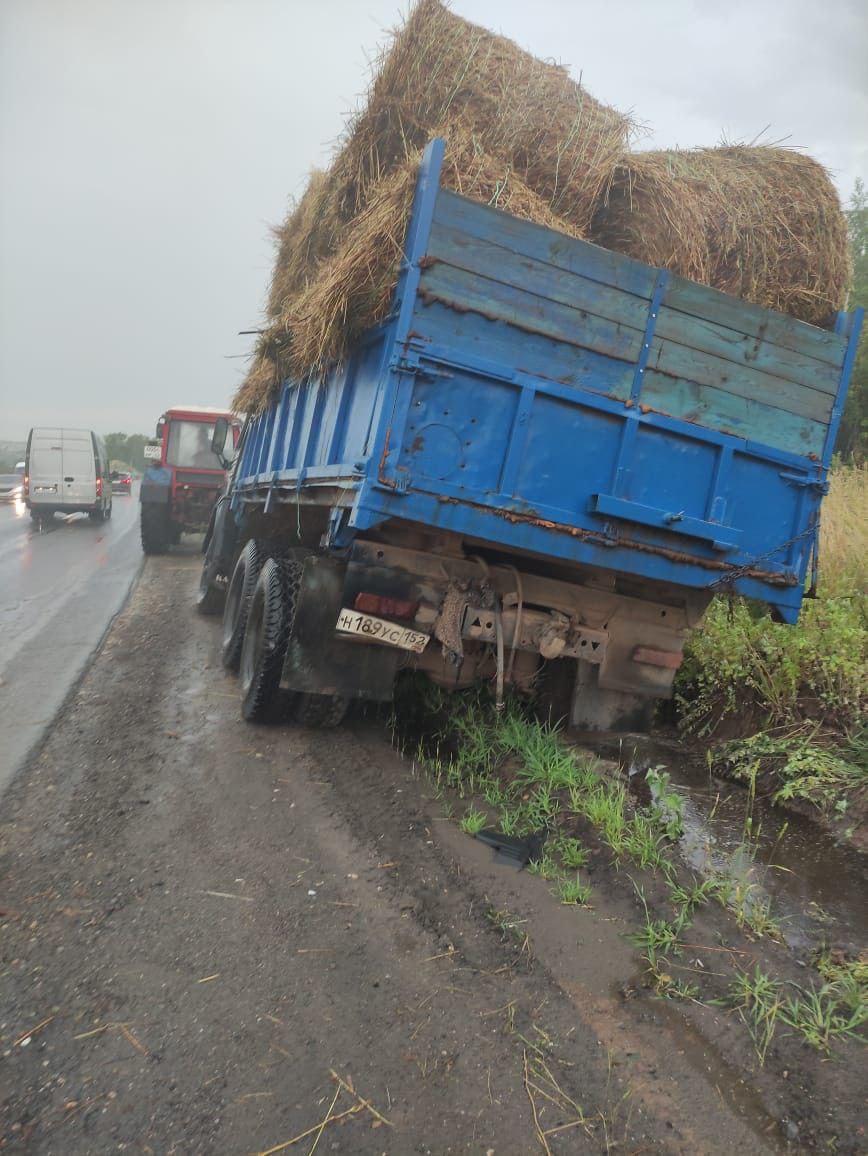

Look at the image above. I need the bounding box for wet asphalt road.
[0,489,142,796]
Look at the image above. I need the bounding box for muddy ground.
[1,547,865,1154]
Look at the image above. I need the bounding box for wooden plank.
[640,369,826,458]
[655,304,840,395]
[648,337,835,425]
[663,274,847,369]
[433,189,658,301]
[426,220,652,334]
[419,262,643,368]
[412,298,635,400]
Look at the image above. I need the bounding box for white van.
[25,428,113,523]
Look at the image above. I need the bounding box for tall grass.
[818,464,868,593]
[676,465,867,813]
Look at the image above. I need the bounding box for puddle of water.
[577,732,867,954]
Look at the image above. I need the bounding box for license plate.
[143,444,162,460]
[335,609,429,653]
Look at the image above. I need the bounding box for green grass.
[675,465,868,822]
[459,804,487,834]
[726,966,784,1066]
[557,873,591,905]
[779,981,868,1053]
[393,680,866,1056]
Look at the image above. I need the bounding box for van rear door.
[62,431,97,506]
[28,429,64,506]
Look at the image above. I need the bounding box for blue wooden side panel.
[415,191,838,458]
[235,330,393,488]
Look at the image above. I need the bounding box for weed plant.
[675,464,867,816]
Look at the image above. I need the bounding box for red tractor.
[140,406,239,555]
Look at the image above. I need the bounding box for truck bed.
[234,139,861,624]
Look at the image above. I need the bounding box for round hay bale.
[590,146,851,327]
[266,169,345,320]
[233,133,584,412]
[333,0,632,232]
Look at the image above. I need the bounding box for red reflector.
[632,646,682,670]
[354,592,419,621]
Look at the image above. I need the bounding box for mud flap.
[280,556,400,701]
[571,660,654,733]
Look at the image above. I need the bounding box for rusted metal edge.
[433,493,795,586]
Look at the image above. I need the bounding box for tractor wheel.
[141,506,170,554]
[291,692,348,729]
[221,539,267,669]
[239,557,301,723]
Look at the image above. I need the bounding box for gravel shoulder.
[0,547,861,1153]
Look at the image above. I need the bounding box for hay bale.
[236,0,630,413]
[238,133,585,412]
[266,169,333,320]
[261,0,630,336]
[590,146,851,327]
[333,0,631,231]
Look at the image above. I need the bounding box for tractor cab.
[141,406,240,555]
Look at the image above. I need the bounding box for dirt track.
[0,548,863,1153]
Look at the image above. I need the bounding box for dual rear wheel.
[222,540,347,728]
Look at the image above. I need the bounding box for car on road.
[0,472,23,502]
[24,428,113,524]
[111,470,133,495]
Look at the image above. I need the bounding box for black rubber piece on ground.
[221,539,266,669]
[475,828,547,870]
[140,506,170,554]
[239,557,300,723]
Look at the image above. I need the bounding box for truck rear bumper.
[281,540,710,702]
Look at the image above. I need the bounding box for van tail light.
[354,592,419,621]
[23,475,29,496]
[96,477,103,497]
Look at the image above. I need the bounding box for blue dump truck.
[201,139,862,730]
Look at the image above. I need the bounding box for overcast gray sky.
[1,0,866,440]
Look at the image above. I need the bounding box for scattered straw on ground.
[590,145,851,327]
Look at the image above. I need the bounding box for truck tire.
[222,539,267,669]
[89,508,106,523]
[292,693,348,729]
[141,506,170,554]
[239,557,300,723]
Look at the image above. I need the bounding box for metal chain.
[706,525,817,590]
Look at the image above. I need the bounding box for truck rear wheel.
[141,506,170,554]
[239,557,299,723]
[291,693,348,729]
[222,539,266,669]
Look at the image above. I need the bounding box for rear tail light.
[354,592,419,621]
[96,477,103,497]
[23,475,29,496]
